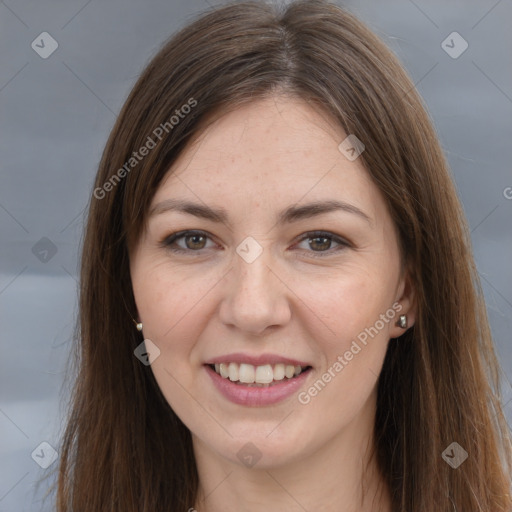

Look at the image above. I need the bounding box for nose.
[218,248,291,336]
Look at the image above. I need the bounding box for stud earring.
[136,322,143,332]
[396,314,407,329]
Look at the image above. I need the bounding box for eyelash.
[159,230,351,258]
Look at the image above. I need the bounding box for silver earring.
[397,314,407,329]
[136,322,143,331]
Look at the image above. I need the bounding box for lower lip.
[205,365,312,406]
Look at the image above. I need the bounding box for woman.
[54,0,512,510]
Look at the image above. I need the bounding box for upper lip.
[204,352,312,367]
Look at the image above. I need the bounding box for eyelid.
[159,229,351,257]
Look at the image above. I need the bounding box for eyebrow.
[149,198,372,227]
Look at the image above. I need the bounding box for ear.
[388,264,417,338]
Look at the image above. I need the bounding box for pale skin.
[129,95,416,512]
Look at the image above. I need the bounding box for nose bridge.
[235,244,272,293]
[219,238,290,333]
[232,240,276,305]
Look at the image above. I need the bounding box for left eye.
[293,231,349,256]
[160,230,349,257]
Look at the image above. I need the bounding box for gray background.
[1,0,511,510]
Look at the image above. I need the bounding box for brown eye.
[308,236,332,252]
[159,229,349,258]
[183,233,207,250]
[293,231,350,258]
[160,230,215,253]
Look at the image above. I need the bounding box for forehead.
[151,95,381,222]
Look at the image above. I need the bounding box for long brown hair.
[50,1,512,510]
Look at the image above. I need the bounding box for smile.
[209,362,310,386]
[204,363,313,406]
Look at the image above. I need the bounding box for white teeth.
[228,362,239,381]
[211,362,308,384]
[273,363,285,380]
[255,364,273,384]
[239,363,255,383]
[219,363,229,378]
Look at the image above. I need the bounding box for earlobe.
[396,314,408,329]
[390,268,416,337]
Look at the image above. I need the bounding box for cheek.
[291,266,396,346]
[131,262,215,418]
[132,258,216,342]
[294,273,394,422]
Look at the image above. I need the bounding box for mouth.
[206,362,313,387]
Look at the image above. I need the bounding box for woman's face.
[130,95,414,469]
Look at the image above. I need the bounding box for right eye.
[159,230,218,254]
